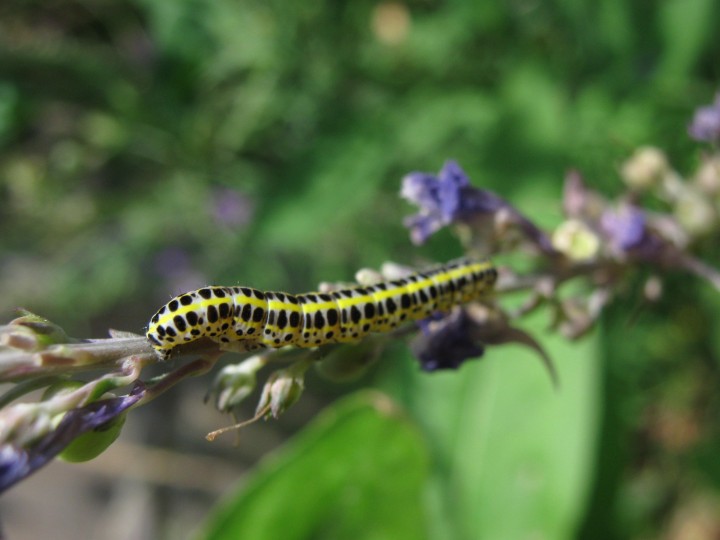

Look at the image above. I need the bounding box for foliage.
[199,392,429,540]
[1,0,720,539]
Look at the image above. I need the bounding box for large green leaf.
[387,311,600,539]
[197,391,430,540]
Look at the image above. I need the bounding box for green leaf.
[58,412,126,463]
[657,0,715,86]
[387,310,600,539]
[197,391,430,540]
[255,128,392,252]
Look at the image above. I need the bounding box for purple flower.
[600,204,647,252]
[153,248,206,294]
[411,307,559,384]
[0,389,142,494]
[688,93,720,142]
[410,310,485,371]
[401,160,497,244]
[0,446,28,492]
[599,204,667,263]
[154,247,192,277]
[401,160,556,253]
[211,188,254,229]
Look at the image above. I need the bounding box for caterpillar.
[146,258,497,360]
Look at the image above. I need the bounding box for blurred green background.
[2,1,720,539]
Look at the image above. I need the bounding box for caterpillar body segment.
[146,258,497,359]
[297,293,341,346]
[259,291,302,347]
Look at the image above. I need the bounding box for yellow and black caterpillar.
[146,258,497,359]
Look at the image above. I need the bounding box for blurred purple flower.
[688,93,720,143]
[600,204,665,262]
[154,247,207,294]
[154,247,192,277]
[596,204,720,290]
[562,170,605,220]
[410,310,485,371]
[0,389,142,494]
[600,204,647,251]
[401,160,498,243]
[401,160,555,253]
[211,188,254,229]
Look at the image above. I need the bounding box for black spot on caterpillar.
[146,258,497,359]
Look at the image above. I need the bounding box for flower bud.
[674,189,717,237]
[354,268,385,286]
[2,312,71,351]
[688,93,720,142]
[551,219,601,261]
[694,155,720,195]
[378,262,414,281]
[0,324,42,351]
[207,361,260,413]
[644,276,663,302]
[620,146,669,191]
[255,365,306,419]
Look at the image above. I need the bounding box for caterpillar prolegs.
[146,258,497,360]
